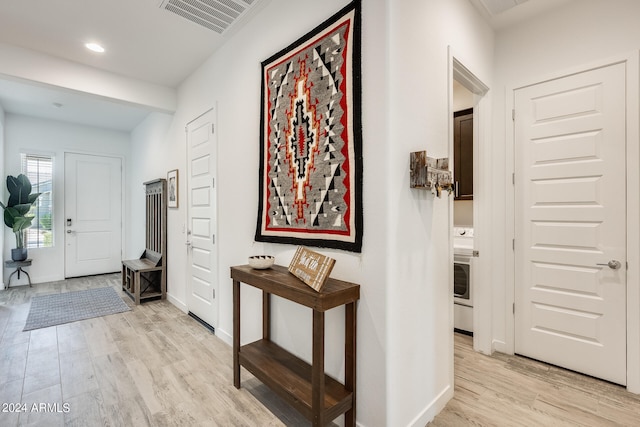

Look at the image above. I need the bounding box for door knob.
[596,260,622,270]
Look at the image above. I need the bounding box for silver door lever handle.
[596,260,621,270]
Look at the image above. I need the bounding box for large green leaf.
[7,174,34,206]
[12,216,33,232]
[3,202,36,228]
[3,208,13,228]
[3,175,41,239]
[13,203,32,216]
[28,193,41,204]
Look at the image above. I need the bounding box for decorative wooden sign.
[288,246,336,292]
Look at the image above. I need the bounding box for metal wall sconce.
[409,151,454,198]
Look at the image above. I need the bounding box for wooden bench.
[122,250,164,304]
[122,179,167,304]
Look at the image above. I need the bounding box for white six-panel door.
[186,109,218,329]
[65,153,122,278]
[514,63,627,385]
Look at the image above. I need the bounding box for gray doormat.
[23,287,131,331]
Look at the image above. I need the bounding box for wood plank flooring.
[4,274,640,426]
[0,274,311,427]
[429,333,640,426]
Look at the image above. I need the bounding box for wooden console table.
[231,264,360,426]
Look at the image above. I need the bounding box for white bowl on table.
[248,255,275,269]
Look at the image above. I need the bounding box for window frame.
[20,152,54,249]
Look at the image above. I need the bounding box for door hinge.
[211,123,215,134]
[513,303,515,314]
[212,289,216,299]
[512,173,515,185]
[512,109,515,121]
[212,178,215,188]
[212,234,215,244]
[512,239,515,251]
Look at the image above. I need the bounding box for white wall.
[2,114,130,285]
[386,1,493,425]
[132,2,390,425]
[491,0,640,355]
[129,112,181,304]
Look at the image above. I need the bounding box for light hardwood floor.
[3,275,640,426]
[0,273,310,427]
[429,333,640,426]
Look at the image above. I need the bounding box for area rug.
[23,287,130,331]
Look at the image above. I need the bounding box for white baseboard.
[492,339,507,354]
[167,293,188,313]
[216,328,233,346]
[7,273,64,287]
[408,384,453,427]
[36,274,65,284]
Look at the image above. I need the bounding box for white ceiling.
[0,77,152,133]
[0,0,267,132]
[0,0,264,87]
[468,0,573,30]
[0,0,570,133]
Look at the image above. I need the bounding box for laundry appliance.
[453,227,474,333]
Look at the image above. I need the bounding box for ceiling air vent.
[159,0,258,34]
[478,0,529,16]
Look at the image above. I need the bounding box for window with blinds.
[21,154,54,249]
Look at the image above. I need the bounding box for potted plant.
[0,174,41,261]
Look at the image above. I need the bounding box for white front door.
[186,109,218,329]
[65,153,122,278]
[514,62,627,385]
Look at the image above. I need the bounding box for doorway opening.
[450,55,489,353]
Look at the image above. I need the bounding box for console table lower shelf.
[239,339,352,421]
[231,264,360,427]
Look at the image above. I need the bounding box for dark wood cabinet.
[454,108,474,200]
[232,264,360,426]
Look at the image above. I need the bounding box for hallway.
[430,333,640,426]
[0,274,311,426]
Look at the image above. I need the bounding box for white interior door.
[65,153,122,278]
[514,62,627,385]
[186,109,218,329]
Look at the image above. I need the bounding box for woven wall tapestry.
[255,0,363,253]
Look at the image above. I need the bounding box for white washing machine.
[453,227,473,333]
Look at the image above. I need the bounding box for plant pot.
[11,248,28,262]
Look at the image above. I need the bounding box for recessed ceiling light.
[85,43,105,53]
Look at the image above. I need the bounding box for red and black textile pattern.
[255,0,362,253]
